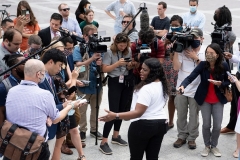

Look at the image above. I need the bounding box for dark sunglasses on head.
[122,21,130,24]
[61,8,70,11]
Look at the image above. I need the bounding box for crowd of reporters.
[0,0,240,159]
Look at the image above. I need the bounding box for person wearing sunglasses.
[121,14,138,43]
[58,3,82,39]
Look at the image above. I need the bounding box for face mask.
[16,68,24,79]
[39,73,45,84]
[190,6,197,13]
[190,40,201,48]
[171,26,183,32]
[205,54,217,62]
[63,49,72,56]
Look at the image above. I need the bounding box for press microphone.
[58,27,85,43]
[140,3,149,31]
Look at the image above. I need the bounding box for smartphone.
[124,58,131,62]
[21,10,26,16]
[227,71,236,82]
[26,10,30,18]
[67,86,77,95]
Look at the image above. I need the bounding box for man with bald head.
[0,28,22,82]
[3,59,81,160]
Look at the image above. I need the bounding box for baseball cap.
[190,28,203,37]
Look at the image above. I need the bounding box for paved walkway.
[1,0,240,159]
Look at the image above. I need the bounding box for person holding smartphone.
[99,32,133,155]
[14,1,40,51]
[178,43,230,157]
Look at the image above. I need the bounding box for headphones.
[123,14,136,28]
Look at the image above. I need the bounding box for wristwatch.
[115,113,119,120]
[196,59,200,63]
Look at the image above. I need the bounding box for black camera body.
[88,34,110,53]
[211,24,232,51]
[166,27,194,53]
[135,43,152,63]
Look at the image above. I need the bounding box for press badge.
[119,75,124,83]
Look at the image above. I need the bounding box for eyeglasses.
[61,8,70,11]
[122,21,130,24]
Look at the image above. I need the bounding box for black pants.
[102,76,133,138]
[128,119,168,160]
[3,142,50,160]
[227,72,240,130]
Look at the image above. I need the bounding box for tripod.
[95,65,102,145]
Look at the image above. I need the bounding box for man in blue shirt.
[73,24,103,142]
[182,0,206,30]
[0,54,25,126]
[58,3,82,38]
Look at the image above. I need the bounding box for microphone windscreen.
[140,10,149,31]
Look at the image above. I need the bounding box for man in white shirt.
[172,28,204,150]
[182,0,206,30]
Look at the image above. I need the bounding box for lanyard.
[117,51,124,72]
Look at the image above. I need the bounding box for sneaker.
[201,147,210,157]
[211,147,221,157]
[99,142,112,155]
[173,138,186,148]
[111,135,128,146]
[80,132,86,142]
[188,140,196,149]
[90,131,103,140]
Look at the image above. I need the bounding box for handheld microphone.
[140,3,149,32]
[58,27,85,43]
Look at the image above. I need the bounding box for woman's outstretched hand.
[99,109,116,122]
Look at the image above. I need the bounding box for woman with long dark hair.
[75,0,91,24]
[14,1,40,51]
[178,43,230,157]
[100,58,169,159]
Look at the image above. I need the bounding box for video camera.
[211,23,232,51]
[135,43,152,63]
[88,33,110,53]
[166,27,194,52]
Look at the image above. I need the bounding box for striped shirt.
[6,80,60,137]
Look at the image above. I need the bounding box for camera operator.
[72,25,104,143]
[131,27,165,84]
[172,28,205,149]
[213,5,236,51]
